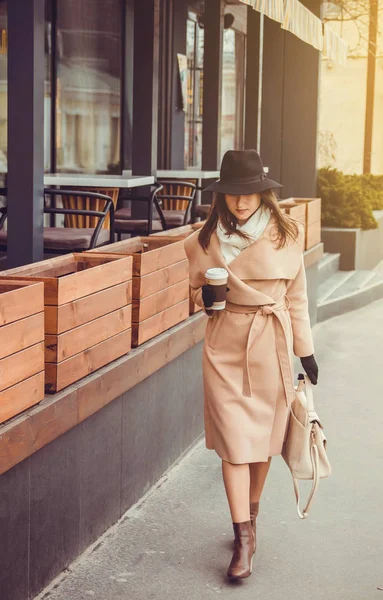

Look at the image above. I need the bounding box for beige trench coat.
[184,219,314,464]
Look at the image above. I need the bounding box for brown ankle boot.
[250,501,260,549]
[227,521,255,579]
[232,502,260,548]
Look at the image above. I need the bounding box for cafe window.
[185,11,204,169]
[55,0,122,174]
[220,16,246,161]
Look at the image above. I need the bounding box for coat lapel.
[185,220,302,307]
[212,219,302,281]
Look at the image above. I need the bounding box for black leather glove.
[202,284,216,309]
[300,355,319,385]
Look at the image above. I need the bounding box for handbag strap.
[292,429,320,519]
[302,373,321,425]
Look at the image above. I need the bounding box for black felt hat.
[203,149,283,195]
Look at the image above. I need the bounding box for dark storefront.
[1,0,324,267]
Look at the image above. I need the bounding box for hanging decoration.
[239,0,349,62]
[323,22,349,65]
[239,0,284,24]
[281,0,323,50]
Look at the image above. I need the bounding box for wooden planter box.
[88,237,190,346]
[0,280,45,423]
[279,200,306,250]
[151,225,205,314]
[1,254,133,393]
[150,221,204,238]
[292,197,322,250]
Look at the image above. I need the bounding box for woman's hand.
[202,284,216,309]
[300,355,319,385]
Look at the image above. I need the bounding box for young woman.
[184,149,318,580]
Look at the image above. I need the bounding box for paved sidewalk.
[36,300,383,600]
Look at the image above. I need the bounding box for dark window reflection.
[0,1,6,175]
[185,10,204,169]
[56,0,121,173]
[220,26,246,161]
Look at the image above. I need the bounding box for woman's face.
[224,193,262,225]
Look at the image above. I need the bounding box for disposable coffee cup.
[204,268,229,310]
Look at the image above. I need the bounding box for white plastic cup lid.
[205,268,229,280]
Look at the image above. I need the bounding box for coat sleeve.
[190,286,214,318]
[286,254,314,357]
[184,233,214,318]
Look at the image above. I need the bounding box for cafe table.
[44,174,155,229]
[44,174,154,188]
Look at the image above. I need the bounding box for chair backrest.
[61,187,119,229]
[44,189,115,247]
[157,180,196,211]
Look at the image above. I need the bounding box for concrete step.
[317,270,355,305]
[317,268,383,322]
[327,270,377,300]
[317,252,340,286]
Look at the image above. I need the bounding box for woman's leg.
[249,457,272,503]
[221,460,251,522]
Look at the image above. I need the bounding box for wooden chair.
[156,180,197,228]
[114,183,166,239]
[0,189,115,254]
[61,187,119,230]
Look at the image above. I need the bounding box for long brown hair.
[198,190,299,251]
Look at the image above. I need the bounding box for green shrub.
[317,167,383,230]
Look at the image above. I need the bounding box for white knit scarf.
[216,205,271,264]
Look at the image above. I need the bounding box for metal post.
[201,0,224,170]
[244,7,262,151]
[7,0,45,267]
[279,0,321,198]
[132,0,160,176]
[260,16,284,182]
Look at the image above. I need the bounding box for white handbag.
[282,374,331,519]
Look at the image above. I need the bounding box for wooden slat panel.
[2,255,132,305]
[62,187,119,230]
[133,238,187,276]
[132,279,189,322]
[132,260,189,299]
[0,281,44,326]
[287,204,306,224]
[132,299,190,346]
[306,221,321,250]
[45,305,132,363]
[53,256,132,306]
[89,236,145,255]
[307,198,321,224]
[292,197,322,224]
[0,312,44,360]
[88,236,187,275]
[45,281,132,335]
[150,221,204,238]
[0,254,71,277]
[15,256,132,306]
[0,342,45,393]
[45,329,132,393]
[189,297,203,315]
[0,372,44,424]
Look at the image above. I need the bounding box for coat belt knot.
[225,296,294,405]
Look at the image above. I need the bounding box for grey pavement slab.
[35,299,383,600]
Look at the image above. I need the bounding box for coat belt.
[225,297,295,406]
